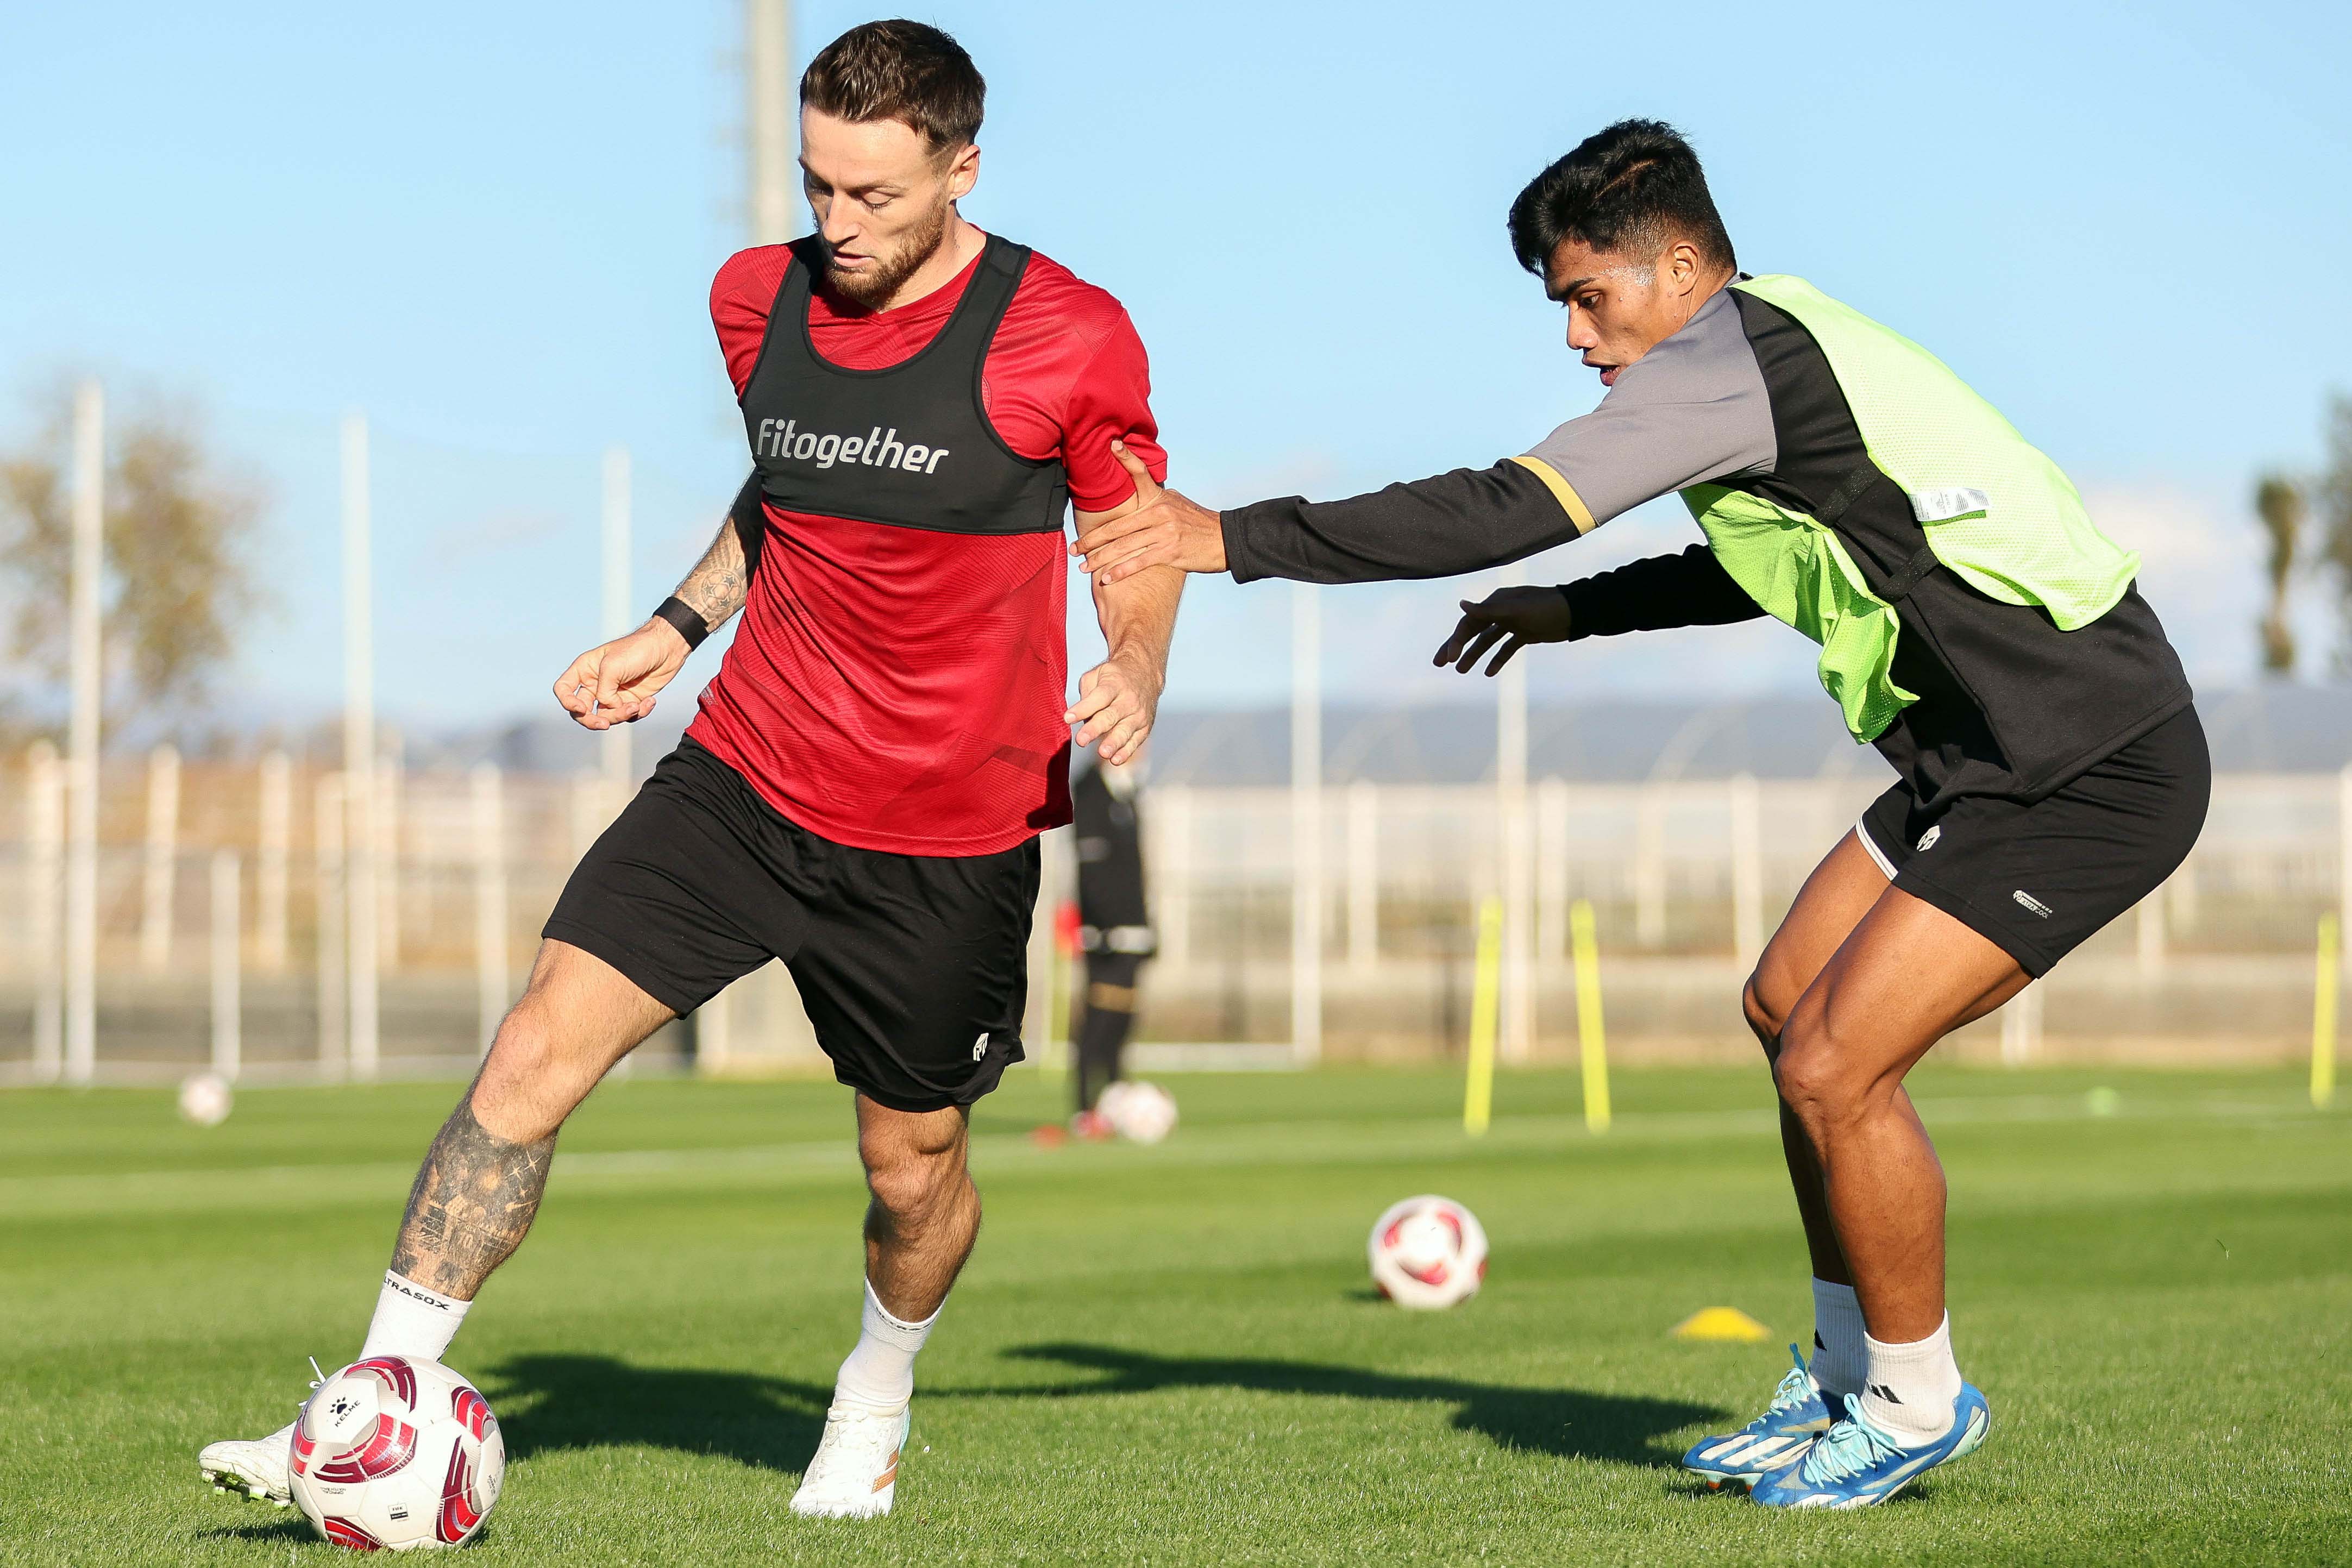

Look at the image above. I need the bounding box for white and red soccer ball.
[177,1071,234,1127]
[1367,1195,1488,1309]
[289,1356,505,1552]
[1097,1080,1178,1145]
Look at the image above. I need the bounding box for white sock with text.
[356,1270,473,1364]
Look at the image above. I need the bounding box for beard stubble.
[823,195,952,311]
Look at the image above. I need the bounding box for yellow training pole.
[1571,899,1611,1133]
[1464,896,1502,1136]
[2315,913,2339,1111]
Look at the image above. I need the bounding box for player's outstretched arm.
[1067,450,1186,766]
[1073,444,1589,589]
[1432,545,1768,678]
[553,474,761,731]
[1434,587,1575,676]
[1068,442,1227,586]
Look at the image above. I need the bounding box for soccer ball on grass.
[1096,1080,1178,1144]
[1367,1195,1488,1309]
[290,1356,504,1551]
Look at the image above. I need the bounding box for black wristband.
[653,595,710,650]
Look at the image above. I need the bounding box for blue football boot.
[1681,1344,1838,1490]
[1750,1382,1992,1508]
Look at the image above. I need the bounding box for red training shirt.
[686,235,1168,856]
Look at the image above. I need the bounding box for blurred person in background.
[1069,749,1155,1137]
[1071,118,2205,1510]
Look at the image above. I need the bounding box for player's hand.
[1070,441,1226,584]
[1065,646,1162,765]
[1432,586,1573,676]
[553,619,691,730]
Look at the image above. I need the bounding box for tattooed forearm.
[387,1096,558,1300]
[673,518,748,631]
[670,471,762,633]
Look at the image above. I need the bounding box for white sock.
[1856,1313,1963,1444]
[831,1280,939,1415]
[1808,1278,1867,1401]
[356,1270,472,1364]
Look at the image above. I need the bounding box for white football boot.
[198,1418,298,1506]
[199,1363,325,1504]
[789,1403,911,1519]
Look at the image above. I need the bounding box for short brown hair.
[800,20,985,152]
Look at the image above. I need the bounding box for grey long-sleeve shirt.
[1216,283,2191,806]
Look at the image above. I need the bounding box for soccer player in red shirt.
[198,21,1182,1524]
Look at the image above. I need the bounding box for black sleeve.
[729,469,764,579]
[1560,545,1764,638]
[1220,461,1580,585]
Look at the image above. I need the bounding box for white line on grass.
[0,1090,2325,1222]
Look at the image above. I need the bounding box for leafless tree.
[0,382,269,734]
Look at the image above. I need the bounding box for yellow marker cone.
[1671,1307,1773,1344]
[1571,899,1610,1133]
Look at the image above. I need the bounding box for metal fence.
[2,749,2344,1083]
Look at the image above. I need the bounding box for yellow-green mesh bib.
[1681,276,2140,742]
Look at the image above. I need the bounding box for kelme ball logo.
[972,1033,989,1062]
[754,418,952,476]
[1916,825,1942,852]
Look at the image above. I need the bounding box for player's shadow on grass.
[986,1343,1721,1469]
[481,1354,833,1475]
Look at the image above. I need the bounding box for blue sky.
[3,0,2348,735]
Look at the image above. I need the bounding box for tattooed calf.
[388,1096,557,1299]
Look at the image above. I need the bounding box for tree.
[0,384,268,734]
[2254,474,2304,675]
[2307,394,2352,673]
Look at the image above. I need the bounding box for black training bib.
[737,234,1069,536]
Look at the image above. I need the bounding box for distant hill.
[397,685,2352,786]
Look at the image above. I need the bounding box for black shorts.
[545,739,1037,1112]
[1855,706,2210,977]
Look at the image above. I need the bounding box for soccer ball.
[1097,1080,1177,1144]
[1367,1195,1488,1309]
[178,1071,233,1127]
[290,1356,505,1552]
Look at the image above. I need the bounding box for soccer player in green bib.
[1072,120,2207,1508]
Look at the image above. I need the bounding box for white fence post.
[1536,777,1570,962]
[2339,764,2352,979]
[210,850,241,1081]
[472,763,509,1056]
[2136,887,2166,976]
[141,744,181,971]
[257,751,291,970]
[316,772,348,1078]
[1999,983,2041,1066]
[1156,785,1189,969]
[569,774,609,865]
[376,750,403,973]
[601,446,634,799]
[1291,582,1323,1062]
[1634,786,1668,949]
[27,741,64,1082]
[342,412,379,1080]
[699,986,732,1072]
[1729,773,1763,970]
[1347,779,1378,973]
[1498,619,1532,1062]
[65,380,102,1087]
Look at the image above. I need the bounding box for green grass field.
[4,1063,2347,1565]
